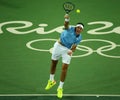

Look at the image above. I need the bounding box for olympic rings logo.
[26,38,120,58]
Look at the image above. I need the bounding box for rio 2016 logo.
[0,21,120,58]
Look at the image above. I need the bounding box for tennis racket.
[63,2,75,14]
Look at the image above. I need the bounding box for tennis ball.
[76,9,80,13]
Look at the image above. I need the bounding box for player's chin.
[76,31,80,35]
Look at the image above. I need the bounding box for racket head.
[63,2,75,14]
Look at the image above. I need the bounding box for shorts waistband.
[58,40,65,46]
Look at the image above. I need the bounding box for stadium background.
[0,0,120,100]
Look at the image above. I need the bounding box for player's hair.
[76,22,84,27]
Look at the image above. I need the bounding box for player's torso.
[60,27,81,48]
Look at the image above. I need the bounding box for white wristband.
[65,18,70,22]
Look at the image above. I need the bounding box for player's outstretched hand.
[64,14,69,19]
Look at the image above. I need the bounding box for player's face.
[75,26,83,35]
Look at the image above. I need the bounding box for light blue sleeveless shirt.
[60,26,82,49]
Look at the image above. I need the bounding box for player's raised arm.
[64,14,70,29]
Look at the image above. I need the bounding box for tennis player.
[45,14,84,98]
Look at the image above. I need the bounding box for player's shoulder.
[69,26,75,30]
[64,25,75,31]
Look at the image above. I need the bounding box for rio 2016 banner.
[0,21,120,35]
[0,21,120,58]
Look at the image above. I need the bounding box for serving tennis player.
[45,14,84,98]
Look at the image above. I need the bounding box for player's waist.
[58,39,65,47]
[58,39,72,49]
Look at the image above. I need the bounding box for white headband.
[76,24,84,29]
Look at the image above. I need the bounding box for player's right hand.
[64,14,69,19]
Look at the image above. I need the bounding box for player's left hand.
[67,50,73,56]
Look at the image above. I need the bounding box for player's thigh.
[51,42,61,60]
[62,53,71,64]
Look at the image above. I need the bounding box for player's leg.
[50,42,61,81]
[60,63,69,83]
[50,60,58,74]
[45,60,58,90]
[49,60,58,81]
[45,42,61,90]
[57,63,69,98]
[57,52,71,98]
